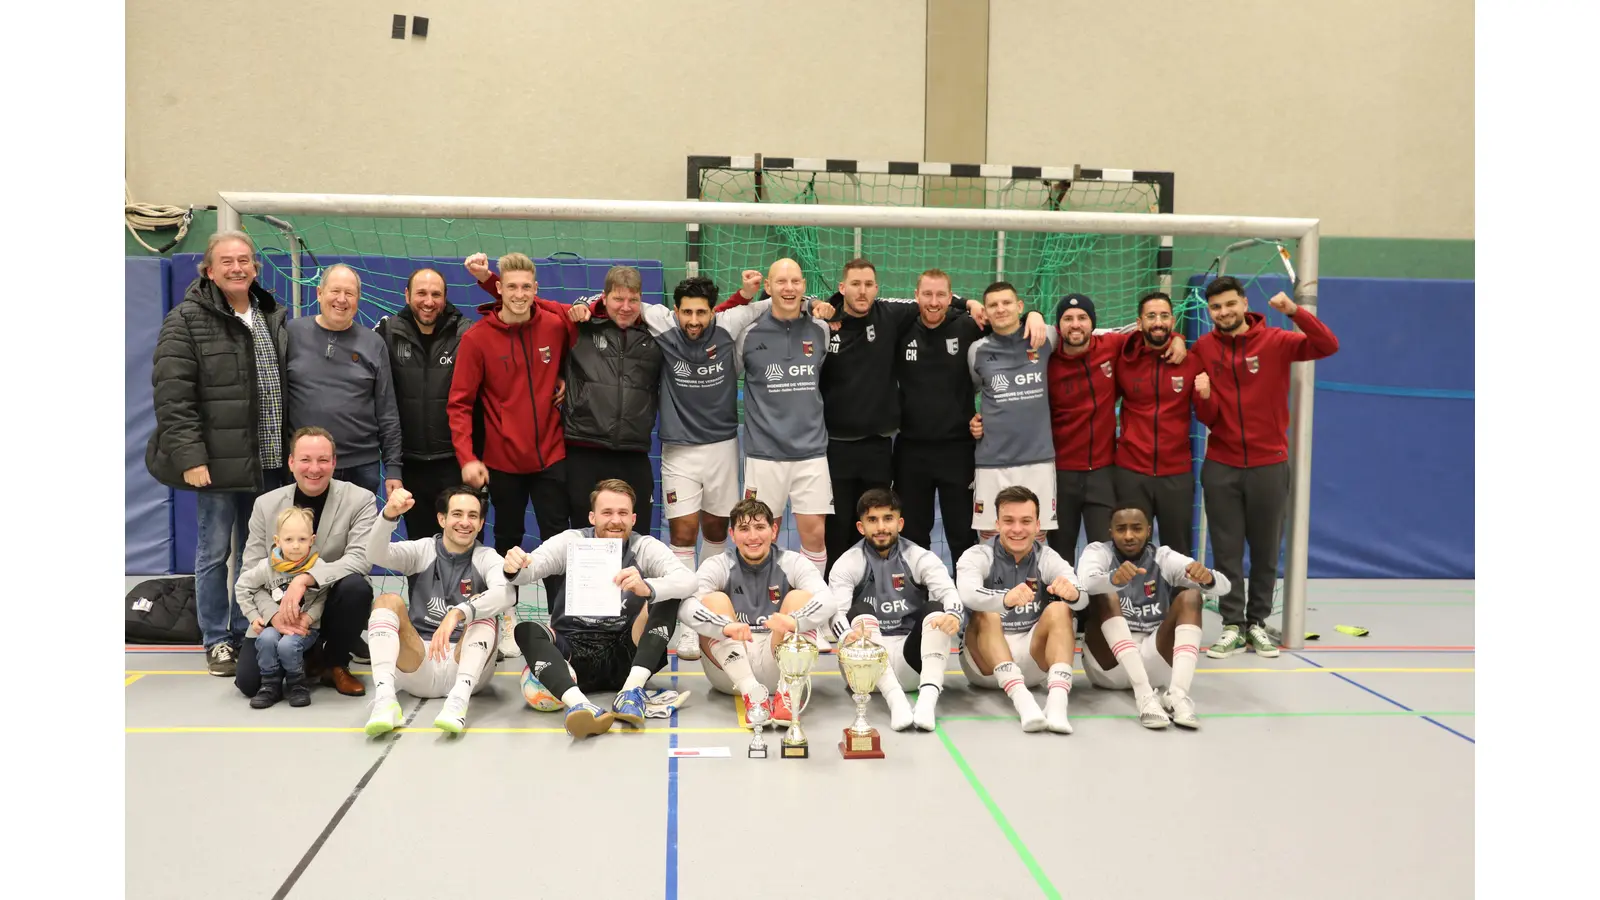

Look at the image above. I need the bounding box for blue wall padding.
[126,258,175,574]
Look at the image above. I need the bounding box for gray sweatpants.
[1201,460,1290,628]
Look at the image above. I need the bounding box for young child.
[236,507,326,709]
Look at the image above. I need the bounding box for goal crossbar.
[216,190,1323,650]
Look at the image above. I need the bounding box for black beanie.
[1055,293,1096,327]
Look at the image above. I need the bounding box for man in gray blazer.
[234,426,378,697]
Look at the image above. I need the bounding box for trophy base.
[839,727,884,759]
[781,743,809,759]
[748,746,768,759]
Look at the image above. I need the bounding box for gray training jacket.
[968,326,1058,469]
[638,301,771,446]
[735,310,832,462]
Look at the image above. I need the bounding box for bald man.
[734,259,835,575]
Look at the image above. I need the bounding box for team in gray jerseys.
[679,498,836,728]
[828,489,963,732]
[1075,502,1230,728]
[502,479,699,738]
[362,486,515,735]
[956,485,1086,733]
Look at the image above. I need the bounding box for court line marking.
[271,698,426,899]
[1288,652,1475,745]
[124,666,1472,679]
[125,674,144,686]
[665,655,680,900]
[937,726,1061,900]
[125,709,1475,735]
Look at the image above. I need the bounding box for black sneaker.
[207,643,237,678]
[286,677,312,708]
[250,678,284,709]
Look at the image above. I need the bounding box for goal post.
[216,190,1322,651]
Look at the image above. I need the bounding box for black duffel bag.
[125,577,202,644]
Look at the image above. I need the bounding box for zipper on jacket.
[514,327,547,470]
[1076,356,1097,468]
[614,326,626,446]
[1230,340,1248,466]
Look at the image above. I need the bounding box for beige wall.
[986,0,1473,238]
[126,0,926,206]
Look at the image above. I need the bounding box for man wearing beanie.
[1046,293,1184,566]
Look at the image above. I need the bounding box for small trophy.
[837,631,890,759]
[774,631,820,759]
[747,685,770,759]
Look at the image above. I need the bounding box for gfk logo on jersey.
[1013,371,1043,386]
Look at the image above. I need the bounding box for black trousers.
[892,437,976,562]
[1202,459,1291,627]
[563,445,656,537]
[1045,467,1115,567]
[487,461,573,555]
[234,573,372,696]
[825,436,894,575]
[399,457,464,540]
[1112,466,1196,558]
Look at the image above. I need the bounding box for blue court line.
[1289,652,1475,744]
[1316,380,1473,400]
[665,655,680,900]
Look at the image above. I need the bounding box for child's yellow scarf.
[271,546,319,576]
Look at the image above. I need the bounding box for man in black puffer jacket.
[374,268,474,540]
[147,230,291,677]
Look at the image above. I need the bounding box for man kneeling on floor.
[955,485,1085,734]
[503,479,698,738]
[678,498,836,730]
[1074,502,1230,729]
[828,488,961,732]
[363,486,514,735]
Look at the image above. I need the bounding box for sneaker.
[564,702,616,739]
[207,643,237,678]
[743,692,772,728]
[1137,691,1171,729]
[434,694,470,733]
[250,678,283,709]
[1206,626,1247,659]
[612,687,647,727]
[1246,624,1281,658]
[286,677,311,708]
[673,628,702,661]
[770,688,795,728]
[1164,690,1199,730]
[365,695,403,736]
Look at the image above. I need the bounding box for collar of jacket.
[190,276,279,319]
[1212,311,1266,345]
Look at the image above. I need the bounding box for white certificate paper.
[565,538,624,617]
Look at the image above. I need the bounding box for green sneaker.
[1206,626,1247,659]
[365,696,403,737]
[1246,624,1281,658]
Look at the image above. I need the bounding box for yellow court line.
[125,674,144,686]
[125,666,1473,678]
[126,725,749,735]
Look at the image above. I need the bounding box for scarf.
[271,546,319,576]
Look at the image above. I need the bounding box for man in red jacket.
[1191,276,1339,658]
[1046,294,1182,566]
[1113,291,1207,557]
[447,252,577,563]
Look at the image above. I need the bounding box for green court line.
[941,709,1473,722]
[936,727,1061,900]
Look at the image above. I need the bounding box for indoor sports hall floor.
[126,578,1473,900]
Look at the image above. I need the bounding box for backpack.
[125,577,202,644]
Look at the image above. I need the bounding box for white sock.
[1102,617,1155,702]
[367,608,401,699]
[447,618,496,702]
[710,637,761,697]
[670,544,697,571]
[621,666,652,692]
[560,686,591,709]
[995,661,1044,729]
[853,617,912,730]
[800,546,827,578]
[701,538,727,562]
[1170,624,1203,698]
[1045,662,1073,724]
[919,621,952,692]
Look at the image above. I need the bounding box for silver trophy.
[747,684,771,758]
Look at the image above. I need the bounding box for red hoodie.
[448,299,576,474]
[1047,332,1123,471]
[1191,309,1339,468]
[1114,334,1208,477]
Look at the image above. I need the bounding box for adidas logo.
[726,649,742,662]
[533,661,549,676]
[649,625,670,640]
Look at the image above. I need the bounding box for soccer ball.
[520,665,563,712]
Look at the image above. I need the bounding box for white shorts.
[395,628,502,699]
[835,633,921,692]
[1082,630,1172,690]
[743,456,833,516]
[973,463,1057,531]
[661,439,741,519]
[959,625,1047,689]
[702,632,782,696]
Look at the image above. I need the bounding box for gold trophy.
[774,631,819,759]
[837,630,890,759]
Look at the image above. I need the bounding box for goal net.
[221,183,1321,645]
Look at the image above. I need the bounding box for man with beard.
[1191,277,1339,659]
[1112,291,1207,556]
[374,268,473,540]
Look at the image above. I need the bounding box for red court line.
[1294,645,1474,651]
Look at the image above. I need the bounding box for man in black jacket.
[373,268,473,539]
[147,230,290,677]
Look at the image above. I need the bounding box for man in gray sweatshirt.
[285,264,403,498]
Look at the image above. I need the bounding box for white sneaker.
[1136,690,1171,729]
[912,688,939,731]
[434,694,470,734]
[498,613,521,659]
[886,694,914,732]
[673,628,701,661]
[364,695,403,737]
[1164,690,1199,729]
[1013,691,1047,733]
